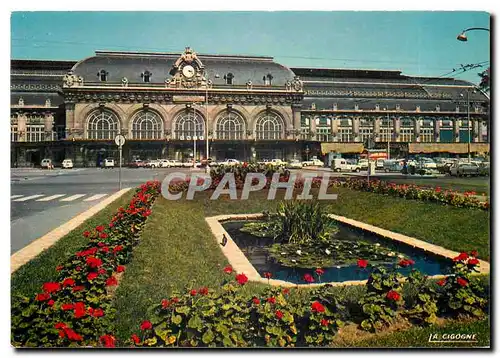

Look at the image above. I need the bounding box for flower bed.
[11,181,161,348]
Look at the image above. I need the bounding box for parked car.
[302,158,323,167]
[331,158,361,172]
[146,159,161,168]
[182,160,194,168]
[128,159,146,168]
[158,159,173,168]
[449,162,480,177]
[103,158,115,168]
[357,159,368,171]
[383,159,403,173]
[419,158,437,169]
[375,158,385,169]
[61,159,73,169]
[168,160,182,168]
[219,159,240,166]
[287,159,303,169]
[40,158,53,169]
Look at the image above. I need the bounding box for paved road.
[10,167,179,254]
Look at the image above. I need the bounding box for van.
[331,158,361,172]
[103,158,115,168]
[62,159,73,169]
[40,158,53,169]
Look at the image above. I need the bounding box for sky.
[10,11,490,84]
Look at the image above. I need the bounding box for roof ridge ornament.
[63,70,84,88]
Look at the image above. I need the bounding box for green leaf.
[172,314,183,325]
[202,330,215,344]
[188,315,203,330]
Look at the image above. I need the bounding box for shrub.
[403,270,439,325]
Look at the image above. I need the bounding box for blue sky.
[11,11,490,84]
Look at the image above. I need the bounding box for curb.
[10,187,132,274]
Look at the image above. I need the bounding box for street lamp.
[456,27,490,41]
[460,87,477,163]
[383,107,390,160]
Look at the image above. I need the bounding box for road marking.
[37,194,66,202]
[10,195,23,199]
[83,194,108,202]
[13,194,44,202]
[60,194,86,202]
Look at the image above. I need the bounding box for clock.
[182,65,195,78]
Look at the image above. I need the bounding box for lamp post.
[384,108,390,160]
[456,27,490,41]
[460,88,477,163]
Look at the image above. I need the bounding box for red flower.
[223,265,233,274]
[106,276,118,287]
[87,272,98,281]
[113,245,123,253]
[48,300,55,307]
[264,272,272,279]
[72,285,84,292]
[143,209,152,217]
[98,268,106,275]
[91,307,104,317]
[131,334,141,344]
[315,268,325,276]
[74,302,86,319]
[282,288,290,295]
[252,297,260,305]
[64,328,83,341]
[398,259,415,268]
[56,265,64,271]
[61,303,74,311]
[42,282,61,294]
[172,297,179,303]
[97,242,105,247]
[86,256,103,268]
[36,293,50,301]
[267,297,276,304]
[95,225,105,232]
[457,277,468,287]
[100,334,116,348]
[99,233,108,239]
[55,322,67,329]
[140,320,153,330]
[62,278,75,287]
[320,319,329,327]
[357,259,369,269]
[437,279,447,287]
[467,258,480,266]
[199,287,209,296]
[190,289,197,296]
[303,274,315,283]
[116,265,126,273]
[311,301,326,313]
[453,252,469,262]
[236,273,248,285]
[386,290,401,301]
[109,222,114,228]
[83,231,90,237]
[470,250,478,257]
[76,266,82,271]
[161,299,170,309]
[275,310,284,320]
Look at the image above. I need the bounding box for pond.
[222,220,454,284]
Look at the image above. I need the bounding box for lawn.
[381,176,489,195]
[11,190,135,298]
[111,187,489,342]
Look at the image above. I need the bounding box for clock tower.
[166,47,208,89]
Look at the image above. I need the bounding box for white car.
[331,158,361,172]
[159,159,174,168]
[40,158,53,169]
[169,160,182,168]
[219,159,240,166]
[302,158,323,167]
[61,159,73,169]
[146,159,161,168]
[103,158,115,168]
[287,159,303,169]
[182,161,194,168]
[420,158,437,169]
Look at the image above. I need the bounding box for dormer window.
[456,106,460,113]
[263,74,273,86]
[141,71,152,83]
[396,104,401,111]
[224,73,234,85]
[354,104,359,111]
[98,70,108,82]
[436,105,441,112]
[375,104,380,111]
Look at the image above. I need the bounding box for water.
[222,221,454,284]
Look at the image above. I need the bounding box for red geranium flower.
[100,334,116,348]
[55,322,67,329]
[161,299,170,309]
[98,268,106,275]
[116,265,126,273]
[398,259,415,268]
[453,252,469,262]
[76,266,82,271]
[320,319,329,327]
[87,272,98,281]
[357,259,369,269]
[131,334,141,344]
[386,290,401,301]
[97,242,105,247]
[236,273,248,285]
[223,265,233,274]
[264,272,272,279]
[282,288,290,295]
[190,289,197,296]
[83,231,90,238]
[199,287,209,296]
[64,327,83,341]
[106,276,118,286]
[48,300,55,307]
[267,297,276,304]
[252,297,260,305]
[74,302,86,319]
[86,256,103,268]
[62,278,75,287]
[113,245,123,254]
[72,285,84,292]
[311,301,326,313]
[95,225,105,233]
[470,250,478,257]
[99,233,108,239]
[42,282,61,293]
[303,274,315,283]
[36,293,50,301]
[457,277,468,287]
[437,279,447,287]
[172,297,179,303]
[315,268,325,276]
[140,320,153,330]
[467,258,480,266]
[143,209,152,217]
[61,303,74,311]
[56,265,64,271]
[275,310,284,320]
[109,222,114,228]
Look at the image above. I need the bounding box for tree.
[478,67,490,92]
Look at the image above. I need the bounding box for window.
[56,125,66,140]
[26,124,44,142]
[98,70,108,82]
[216,111,245,139]
[317,127,332,142]
[263,74,273,86]
[174,110,205,139]
[255,112,284,140]
[224,73,234,85]
[359,118,373,143]
[141,71,152,83]
[131,111,163,139]
[339,128,352,142]
[11,125,18,142]
[400,128,414,142]
[86,110,120,139]
[420,127,434,142]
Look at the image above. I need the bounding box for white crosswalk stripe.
[13,194,44,202]
[60,194,86,202]
[10,195,23,199]
[83,194,108,202]
[36,194,66,202]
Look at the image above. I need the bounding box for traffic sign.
[115,134,126,147]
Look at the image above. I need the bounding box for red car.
[128,159,146,168]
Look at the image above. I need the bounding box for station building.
[11,47,490,167]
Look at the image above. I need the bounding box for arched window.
[131,111,162,139]
[216,111,245,139]
[142,71,152,83]
[174,110,205,139]
[224,73,234,85]
[255,112,284,140]
[263,73,273,86]
[98,70,108,82]
[86,110,119,140]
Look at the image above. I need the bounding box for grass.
[112,188,489,341]
[382,176,490,195]
[11,190,135,298]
